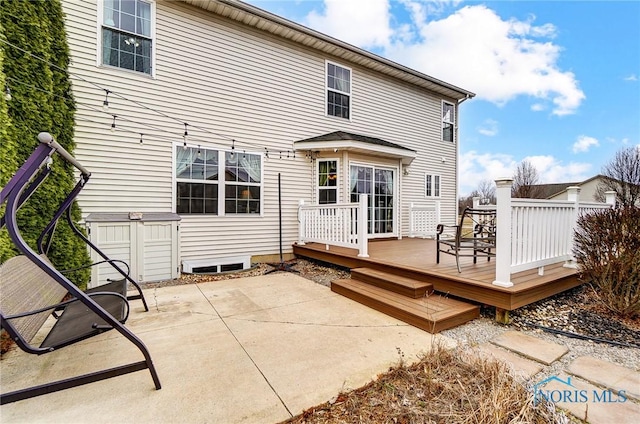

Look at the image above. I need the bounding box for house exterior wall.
[548,178,601,202]
[61,0,460,263]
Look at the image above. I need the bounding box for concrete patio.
[0,273,444,423]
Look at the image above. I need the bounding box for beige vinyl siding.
[62,0,458,262]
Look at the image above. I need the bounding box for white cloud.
[572,135,599,153]
[531,103,545,112]
[624,74,638,81]
[459,151,517,194]
[305,0,393,48]
[304,1,585,116]
[477,119,498,136]
[459,150,592,194]
[525,155,592,183]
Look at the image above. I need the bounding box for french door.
[350,164,396,237]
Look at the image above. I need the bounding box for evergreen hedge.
[0,0,90,288]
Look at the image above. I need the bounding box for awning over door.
[293,131,416,165]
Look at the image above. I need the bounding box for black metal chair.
[436,207,497,273]
[0,133,161,405]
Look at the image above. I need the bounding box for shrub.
[573,206,640,318]
[0,0,90,287]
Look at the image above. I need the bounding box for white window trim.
[442,100,455,143]
[172,143,264,217]
[316,158,340,204]
[348,161,399,238]
[425,173,441,198]
[325,60,352,121]
[96,0,157,78]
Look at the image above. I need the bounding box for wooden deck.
[293,238,581,311]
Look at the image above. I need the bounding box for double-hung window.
[326,62,351,119]
[442,101,455,142]
[318,160,338,204]
[176,147,219,214]
[224,152,261,214]
[425,174,441,198]
[102,0,153,75]
[175,147,262,215]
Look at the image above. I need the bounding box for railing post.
[357,194,369,257]
[493,179,513,287]
[564,186,581,269]
[605,190,616,207]
[435,200,441,231]
[409,202,415,238]
[472,196,480,208]
[297,199,306,246]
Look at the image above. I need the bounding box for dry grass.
[282,344,563,424]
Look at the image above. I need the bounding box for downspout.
[455,94,472,217]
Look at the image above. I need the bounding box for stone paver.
[568,356,640,401]
[477,343,543,380]
[490,330,568,365]
[538,373,640,424]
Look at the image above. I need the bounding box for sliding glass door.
[350,164,395,237]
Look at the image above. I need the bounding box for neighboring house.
[61,0,474,281]
[529,175,615,202]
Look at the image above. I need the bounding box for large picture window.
[175,147,262,215]
[442,101,454,142]
[318,160,338,204]
[102,0,153,75]
[326,62,351,119]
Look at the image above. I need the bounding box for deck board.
[294,238,581,310]
[332,279,480,333]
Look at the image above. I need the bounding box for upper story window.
[425,173,441,198]
[326,62,351,119]
[102,0,153,75]
[175,147,262,215]
[318,160,338,204]
[442,101,454,142]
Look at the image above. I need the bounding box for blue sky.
[247,0,640,195]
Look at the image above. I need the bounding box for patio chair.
[436,207,496,273]
[0,133,161,405]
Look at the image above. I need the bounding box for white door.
[349,164,396,237]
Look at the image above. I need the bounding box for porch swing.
[0,132,161,405]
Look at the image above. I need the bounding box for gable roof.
[528,175,606,199]
[294,131,417,165]
[298,131,415,151]
[181,0,475,101]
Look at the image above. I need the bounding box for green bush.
[573,206,640,318]
[0,0,90,288]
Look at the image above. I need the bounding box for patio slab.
[477,343,543,380]
[538,372,640,424]
[568,356,640,401]
[0,273,442,423]
[490,331,568,365]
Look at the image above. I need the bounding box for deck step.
[331,279,479,333]
[351,268,433,298]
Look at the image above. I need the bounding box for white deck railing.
[409,201,441,238]
[297,194,369,257]
[493,182,615,287]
